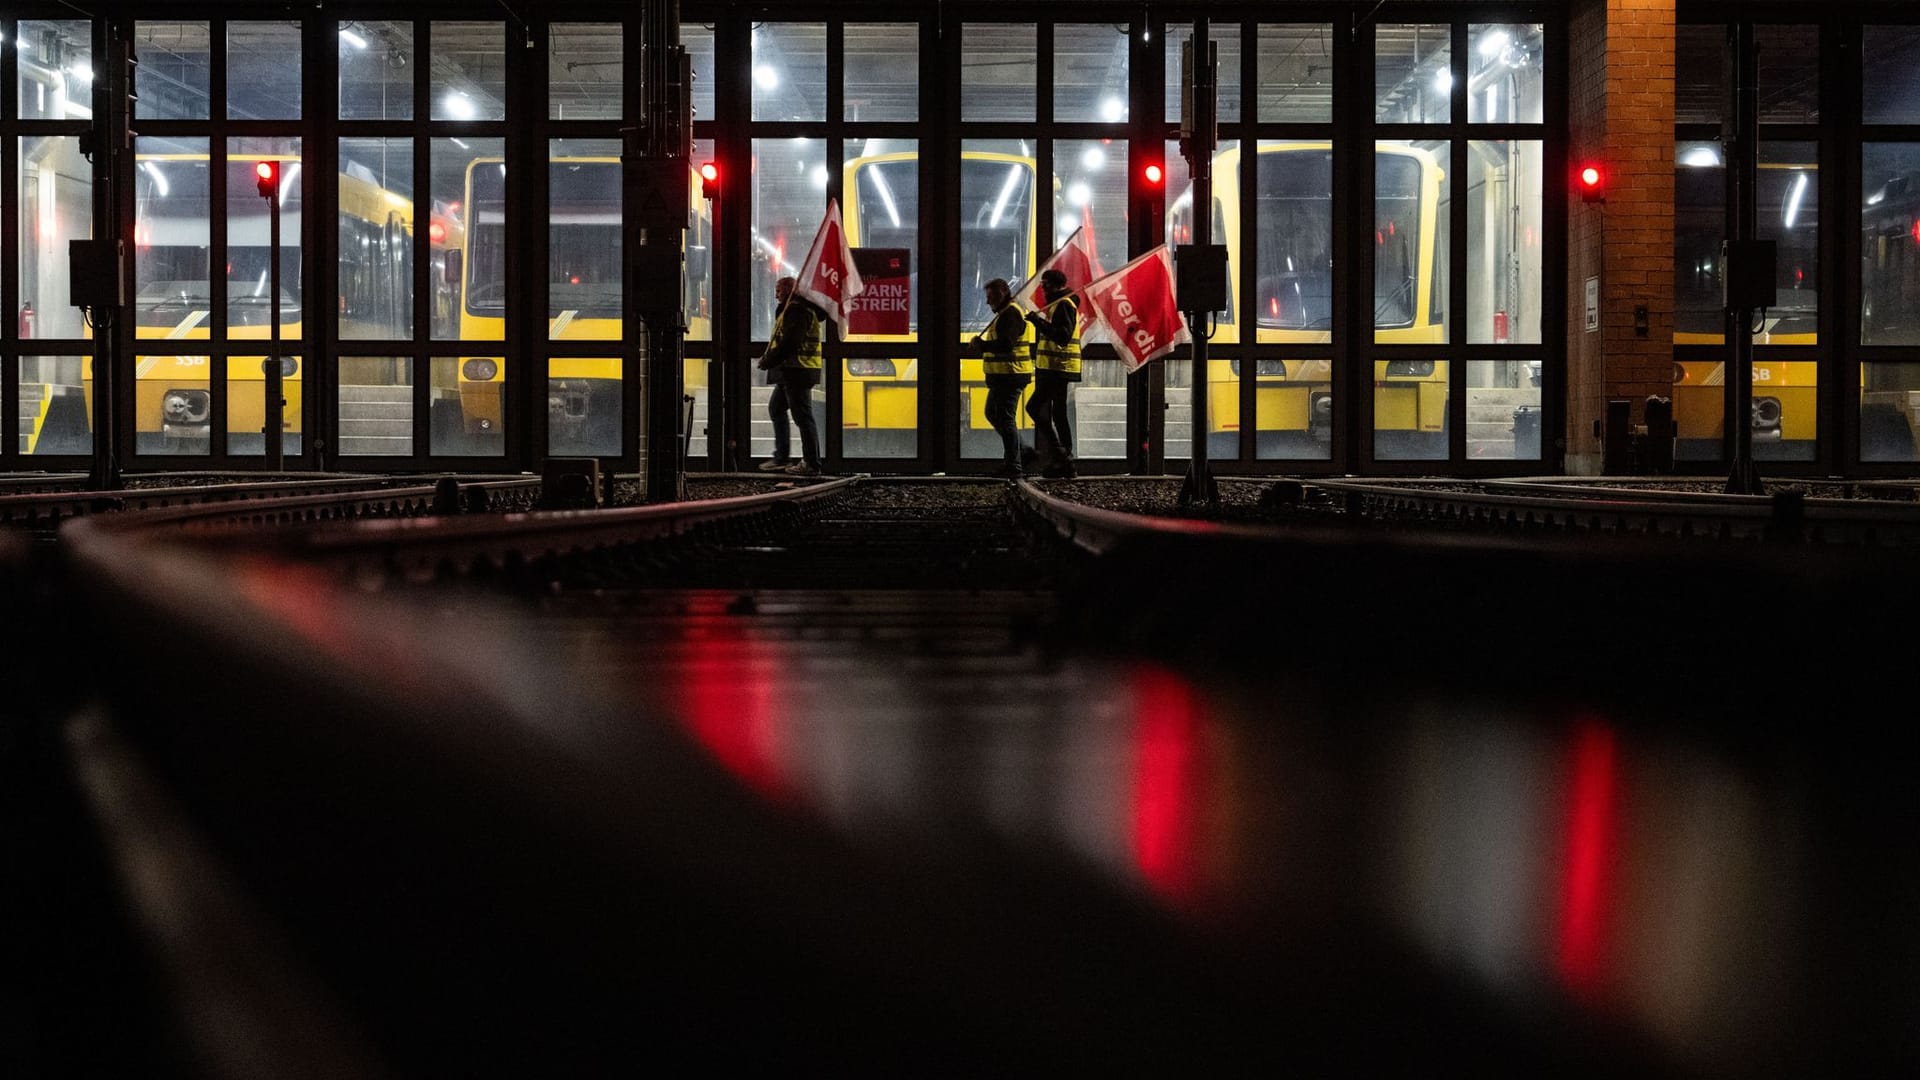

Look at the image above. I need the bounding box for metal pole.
[638,0,690,503]
[90,24,127,492]
[1725,23,1761,495]
[1178,34,1219,510]
[266,176,284,471]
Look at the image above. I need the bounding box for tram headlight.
[462,358,499,382]
[161,389,210,424]
[1752,396,1783,430]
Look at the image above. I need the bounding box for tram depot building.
[0,1,1911,482]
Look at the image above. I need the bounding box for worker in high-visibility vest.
[973,278,1033,478]
[1024,268,1080,478]
[756,275,825,476]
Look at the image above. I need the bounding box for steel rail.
[188,475,865,582]
[0,475,449,529]
[82,478,544,535]
[1309,477,1920,545]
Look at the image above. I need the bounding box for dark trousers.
[768,367,821,466]
[1026,369,1075,460]
[983,374,1030,466]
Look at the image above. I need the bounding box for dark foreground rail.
[0,475,448,531]
[1314,477,1920,545]
[81,477,542,536]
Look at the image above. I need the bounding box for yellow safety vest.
[769,301,824,370]
[1034,296,1082,375]
[980,301,1033,377]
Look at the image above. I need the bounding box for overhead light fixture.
[142,161,170,196]
[442,92,477,120]
[1478,30,1510,58]
[1433,69,1453,95]
[1067,181,1091,207]
[1081,146,1106,171]
[1783,172,1809,229]
[67,62,93,85]
[754,65,779,91]
[340,28,368,50]
[1099,96,1125,123]
[1680,146,1721,168]
[811,164,829,190]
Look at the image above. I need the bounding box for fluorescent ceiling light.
[340,28,368,50]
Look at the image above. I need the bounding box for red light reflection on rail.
[1557,720,1618,998]
[675,626,792,802]
[1129,665,1204,906]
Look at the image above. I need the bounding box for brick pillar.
[1566,0,1676,474]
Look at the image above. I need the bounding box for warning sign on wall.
[1584,276,1600,333]
[849,248,911,336]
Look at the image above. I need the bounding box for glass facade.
[0,6,1584,477]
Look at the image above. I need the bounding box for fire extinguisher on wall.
[19,302,34,339]
[1493,309,1509,345]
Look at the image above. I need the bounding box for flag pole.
[1177,31,1220,510]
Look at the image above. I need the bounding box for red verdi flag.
[1014,225,1103,323]
[1079,245,1190,372]
[793,198,866,334]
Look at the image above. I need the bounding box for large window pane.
[1757,26,1818,125]
[1375,359,1449,460]
[438,137,505,341]
[1166,140,1240,461]
[338,358,414,457]
[135,355,211,456]
[842,138,920,459]
[1468,359,1541,460]
[1758,142,1818,343]
[16,21,91,121]
[227,354,303,457]
[1467,141,1543,344]
[1054,140,1125,461]
[1676,25,1724,126]
[549,138,622,340]
[1257,24,1334,123]
[1165,24,1241,124]
[15,357,91,455]
[1863,143,1920,346]
[227,137,303,341]
[1253,141,1333,461]
[435,142,507,453]
[688,137,715,344]
[1675,140,1725,345]
[1055,24,1129,123]
[432,23,505,121]
[1376,139,1450,344]
[1377,24,1451,124]
[1675,360,1819,462]
[751,138,826,341]
[340,21,413,120]
[1864,27,1920,126]
[339,138,415,341]
[136,21,211,120]
[845,24,918,122]
[550,24,622,120]
[957,140,1038,460]
[229,22,302,120]
[686,25,715,122]
[958,140,1037,336]
[133,136,211,342]
[753,23,826,122]
[1862,363,1920,461]
[548,358,620,457]
[1468,24,1543,124]
[962,25,1035,121]
[20,136,93,340]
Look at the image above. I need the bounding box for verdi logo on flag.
[793,199,867,334]
[1079,245,1190,372]
[1014,225,1103,329]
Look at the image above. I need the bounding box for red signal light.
[1578,164,1604,203]
[1143,162,1164,185]
[700,161,720,199]
[429,222,446,245]
[255,160,278,199]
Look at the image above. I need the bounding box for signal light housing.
[700,161,719,200]
[1143,162,1164,185]
[255,160,278,199]
[1578,163,1604,204]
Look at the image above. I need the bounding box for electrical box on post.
[1721,239,1777,310]
[69,239,123,312]
[1175,244,1229,313]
